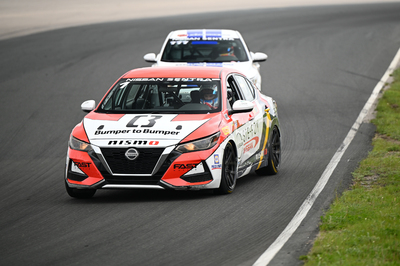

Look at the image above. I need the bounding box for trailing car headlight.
[69,135,93,152]
[250,76,257,85]
[175,132,220,153]
[250,76,260,89]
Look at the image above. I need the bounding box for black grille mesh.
[101,148,164,174]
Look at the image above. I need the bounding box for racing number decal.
[126,115,162,128]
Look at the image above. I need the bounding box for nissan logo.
[125,148,139,160]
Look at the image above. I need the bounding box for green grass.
[301,68,400,265]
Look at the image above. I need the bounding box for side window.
[235,75,254,101]
[245,79,256,98]
[227,75,244,107]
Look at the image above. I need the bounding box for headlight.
[175,132,220,153]
[69,135,93,152]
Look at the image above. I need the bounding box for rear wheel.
[65,181,96,199]
[255,127,281,176]
[215,142,237,194]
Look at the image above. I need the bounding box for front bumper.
[65,143,223,190]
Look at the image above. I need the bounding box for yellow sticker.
[222,126,230,135]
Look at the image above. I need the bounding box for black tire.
[215,142,237,194]
[65,181,96,199]
[255,127,281,176]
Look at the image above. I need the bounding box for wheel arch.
[227,139,238,159]
[268,124,281,148]
[270,120,282,141]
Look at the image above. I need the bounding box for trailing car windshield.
[161,39,249,62]
[97,78,222,114]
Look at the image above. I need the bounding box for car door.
[227,74,264,174]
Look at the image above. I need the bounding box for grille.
[101,148,164,174]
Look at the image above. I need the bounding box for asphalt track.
[1,3,400,266]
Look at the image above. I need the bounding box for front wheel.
[65,181,96,199]
[255,127,281,176]
[215,142,237,194]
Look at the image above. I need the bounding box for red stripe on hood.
[178,113,222,143]
[71,122,89,143]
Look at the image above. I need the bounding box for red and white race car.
[65,66,281,198]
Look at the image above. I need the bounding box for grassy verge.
[301,68,400,265]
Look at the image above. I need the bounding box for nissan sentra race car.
[65,66,281,198]
[143,29,268,90]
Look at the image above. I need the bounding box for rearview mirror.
[229,100,254,115]
[251,52,268,62]
[81,100,96,113]
[144,53,157,63]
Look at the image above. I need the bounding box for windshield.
[161,39,249,63]
[97,78,222,114]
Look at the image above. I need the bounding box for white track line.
[253,47,400,266]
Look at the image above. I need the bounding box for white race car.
[144,29,268,90]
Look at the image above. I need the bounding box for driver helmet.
[200,84,219,109]
[219,45,235,56]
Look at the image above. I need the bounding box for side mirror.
[251,52,268,62]
[229,100,254,115]
[144,53,157,63]
[81,100,96,113]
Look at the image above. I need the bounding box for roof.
[122,66,242,79]
[167,29,241,39]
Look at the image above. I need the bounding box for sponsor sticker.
[108,140,159,146]
[95,128,180,136]
[205,30,222,38]
[221,126,230,135]
[243,136,260,154]
[214,154,220,164]
[173,164,197,170]
[211,164,222,170]
[187,30,203,38]
[123,78,216,82]
[75,162,91,168]
[95,129,131,135]
[212,154,222,170]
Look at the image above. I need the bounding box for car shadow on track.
[63,171,283,203]
[64,188,216,203]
